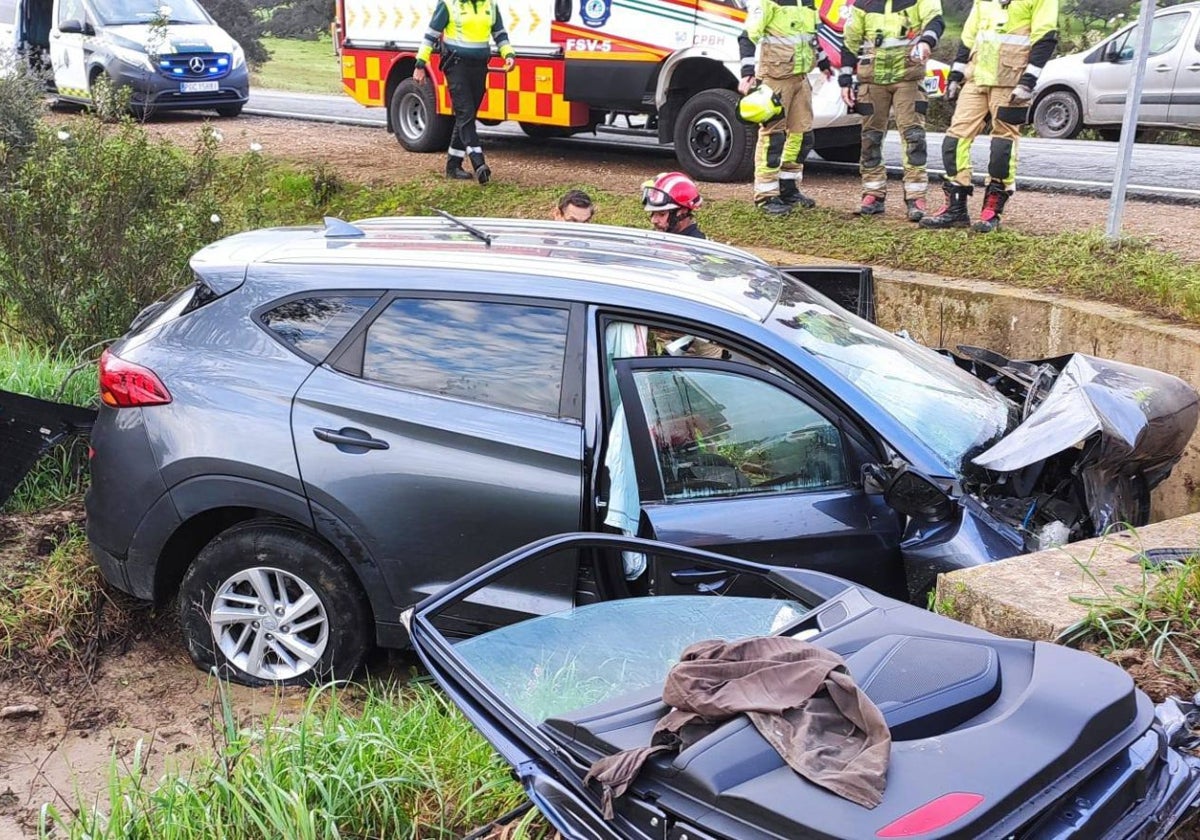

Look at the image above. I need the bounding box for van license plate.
[180,81,219,93]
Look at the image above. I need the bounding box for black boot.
[904,196,926,222]
[972,182,1010,233]
[780,179,816,208]
[468,151,491,185]
[445,155,472,180]
[859,195,885,216]
[757,197,792,216]
[919,183,973,229]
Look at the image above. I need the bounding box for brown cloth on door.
[584,636,891,819]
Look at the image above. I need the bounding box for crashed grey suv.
[83,215,1198,686]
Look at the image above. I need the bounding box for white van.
[4,0,248,117]
[1032,2,1200,139]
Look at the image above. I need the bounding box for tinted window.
[363,298,569,416]
[630,368,847,500]
[261,295,379,360]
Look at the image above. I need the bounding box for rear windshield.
[126,279,218,337]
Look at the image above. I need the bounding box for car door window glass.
[1113,13,1190,59]
[363,298,569,416]
[260,295,379,361]
[632,368,847,500]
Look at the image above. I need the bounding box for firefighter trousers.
[858,81,928,200]
[753,74,813,203]
[444,54,489,162]
[942,80,1027,191]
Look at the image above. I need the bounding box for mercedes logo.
[188,56,205,73]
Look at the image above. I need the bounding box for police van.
[4,0,248,117]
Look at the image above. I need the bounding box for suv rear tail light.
[99,349,172,408]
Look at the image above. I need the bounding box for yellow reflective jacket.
[960,0,1057,87]
[416,0,515,66]
[843,0,944,85]
[740,0,820,79]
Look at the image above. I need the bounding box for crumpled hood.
[972,354,1199,530]
[104,23,237,54]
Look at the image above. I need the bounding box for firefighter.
[738,0,830,215]
[641,172,706,239]
[839,0,945,221]
[920,0,1058,232]
[413,0,515,184]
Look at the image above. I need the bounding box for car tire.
[1032,90,1082,139]
[215,104,244,118]
[391,77,454,153]
[815,142,861,163]
[673,88,755,183]
[179,521,372,687]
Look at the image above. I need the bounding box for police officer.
[920,0,1058,232]
[738,0,830,215]
[413,0,515,184]
[840,0,945,221]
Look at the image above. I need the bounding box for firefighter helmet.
[641,171,703,212]
[738,84,783,123]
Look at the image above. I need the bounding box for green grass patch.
[0,338,96,513]
[41,680,546,840]
[265,171,1200,324]
[1063,553,1200,694]
[252,36,344,96]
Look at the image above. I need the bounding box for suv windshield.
[92,0,210,25]
[766,278,1014,475]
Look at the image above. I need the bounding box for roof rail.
[323,217,366,238]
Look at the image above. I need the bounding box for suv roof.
[190,216,786,321]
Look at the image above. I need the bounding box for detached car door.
[612,357,907,599]
[290,292,586,632]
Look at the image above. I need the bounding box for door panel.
[613,358,907,599]
[292,366,585,631]
[1088,11,1192,126]
[49,0,88,97]
[1168,18,1200,127]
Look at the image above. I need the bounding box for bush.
[266,0,335,40]
[0,118,228,353]
[0,56,47,179]
[204,0,271,66]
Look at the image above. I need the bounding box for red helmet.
[641,171,703,212]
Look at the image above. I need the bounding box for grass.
[1063,553,1200,691]
[0,338,96,513]
[264,171,1200,324]
[39,680,545,840]
[252,36,344,96]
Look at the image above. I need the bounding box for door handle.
[1188,63,1200,71]
[1153,64,1172,72]
[313,427,390,450]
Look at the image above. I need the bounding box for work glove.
[909,41,932,63]
[945,69,964,103]
[1011,72,1037,103]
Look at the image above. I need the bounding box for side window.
[58,0,84,25]
[629,368,847,500]
[260,295,379,361]
[1115,13,1190,59]
[362,298,569,416]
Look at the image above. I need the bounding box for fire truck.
[334,0,945,182]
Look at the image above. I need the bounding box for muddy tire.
[391,77,454,153]
[673,88,755,183]
[179,521,372,687]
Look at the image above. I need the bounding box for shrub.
[266,0,335,40]
[204,0,271,66]
[0,55,47,179]
[0,118,227,353]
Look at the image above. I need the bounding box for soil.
[5,114,1200,837]
[55,110,1200,264]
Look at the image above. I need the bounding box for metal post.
[1105,0,1157,240]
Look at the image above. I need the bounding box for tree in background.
[266,0,335,40]
[204,0,271,66]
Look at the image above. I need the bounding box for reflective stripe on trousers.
[858,80,928,199]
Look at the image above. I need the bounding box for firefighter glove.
[946,69,964,103]
[1011,83,1033,103]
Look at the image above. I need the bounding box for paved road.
[247,88,1200,202]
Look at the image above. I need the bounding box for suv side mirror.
[866,464,954,523]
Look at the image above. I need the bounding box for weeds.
[39,680,544,839]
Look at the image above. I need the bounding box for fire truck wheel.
[392,77,454,153]
[673,89,755,183]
